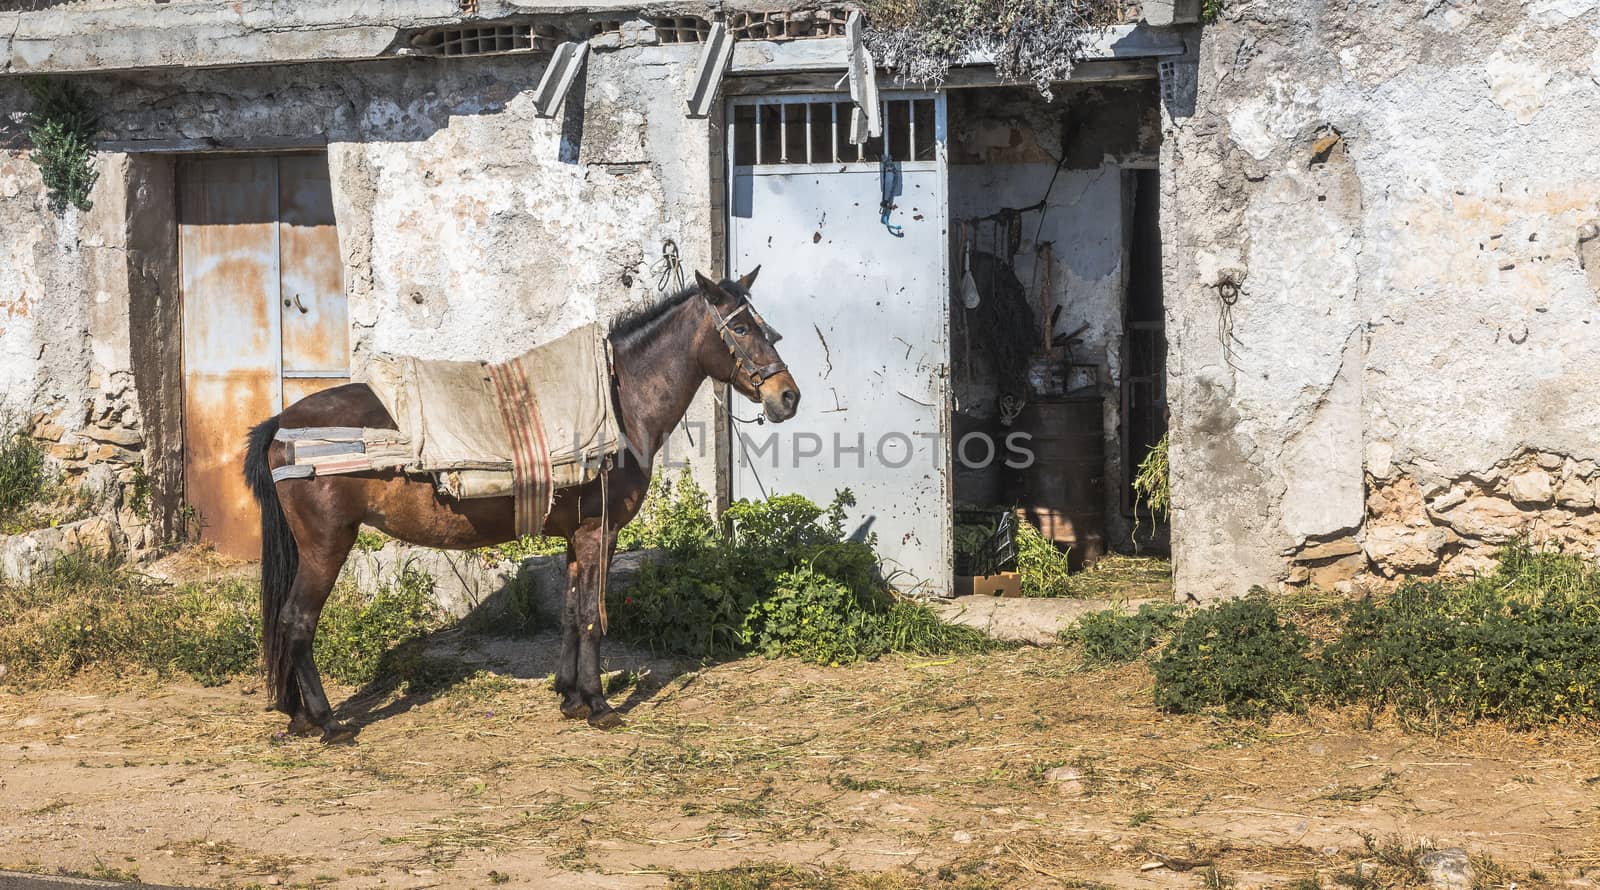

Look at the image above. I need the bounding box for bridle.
[704,290,787,388]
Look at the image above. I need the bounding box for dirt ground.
[2,635,1598,890]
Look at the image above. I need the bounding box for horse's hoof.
[588,709,625,730]
[559,701,592,721]
[286,714,321,737]
[321,723,358,745]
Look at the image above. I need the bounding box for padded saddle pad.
[358,324,622,532]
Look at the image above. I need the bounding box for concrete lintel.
[99,134,331,154]
[3,0,463,75]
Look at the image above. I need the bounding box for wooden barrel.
[1007,396,1106,571]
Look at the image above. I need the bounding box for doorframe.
[721,90,956,594]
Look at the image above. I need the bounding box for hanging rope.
[651,239,686,294]
[651,239,698,449]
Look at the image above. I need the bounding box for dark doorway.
[1120,167,1167,546]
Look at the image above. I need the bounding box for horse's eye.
[732,325,749,336]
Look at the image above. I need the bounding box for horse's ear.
[736,265,761,290]
[695,270,733,305]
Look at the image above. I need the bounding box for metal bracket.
[533,41,589,118]
[685,21,735,118]
[844,11,880,144]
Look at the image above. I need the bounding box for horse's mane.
[608,284,701,341]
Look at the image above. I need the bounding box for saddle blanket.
[271,324,621,537]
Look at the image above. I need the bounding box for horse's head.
[694,268,800,423]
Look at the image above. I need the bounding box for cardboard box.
[953,572,1022,598]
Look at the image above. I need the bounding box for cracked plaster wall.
[1164,0,1600,599]
[0,45,723,547]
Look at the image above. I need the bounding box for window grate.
[727,8,850,40]
[732,97,937,167]
[410,23,564,57]
[591,20,624,36]
[654,16,711,43]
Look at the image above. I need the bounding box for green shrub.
[26,78,99,213]
[315,565,441,685]
[1146,544,1600,727]
[864,0,1127,97]
[1321,544,1600,727]
[1152,595,1318,719]
[0,426,47,530]
[1015,517,1072,597]
[0,550,442,688]
[0,552,259,685]
[619,471,718,552]
[748,567,892,665]
[612,480,1003,664]
[1071,601,1186,664]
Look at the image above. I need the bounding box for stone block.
[1363,524,1456,574]
[1308,554,1365,589]
[1418,848,1474,890]
[1556,477,1595,510]
[31,422,64,442]
[1295,538,1361,561]
[91,443,141,464]
[83,426,144,448]
[1507,469,1553,505]
[47,443,86,461]
[1435,496,1530,543]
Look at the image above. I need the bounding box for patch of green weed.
[1152,593,1318,719]
[1070,602,1186,664]
[612,475,1003,664]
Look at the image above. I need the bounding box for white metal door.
[727,93,951,593]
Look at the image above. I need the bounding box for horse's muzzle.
[760,373,801,423]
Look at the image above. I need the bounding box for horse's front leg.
[571,518,622,729]
[554,547,588,720]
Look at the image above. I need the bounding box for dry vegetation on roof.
[862,0,1132,96]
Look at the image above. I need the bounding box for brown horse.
[243,270,799,741]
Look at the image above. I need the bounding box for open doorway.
[945,81,1168,593]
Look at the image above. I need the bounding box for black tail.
[245,415,298,714]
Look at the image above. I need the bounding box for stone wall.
[0,38,725,552]
[1162,0,1600,599]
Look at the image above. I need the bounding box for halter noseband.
[704,292,787,387]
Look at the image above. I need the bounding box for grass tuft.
[0,551,441,688]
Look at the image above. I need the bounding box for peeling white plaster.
[1485,45,1553,125]
[1523,0,1598,26]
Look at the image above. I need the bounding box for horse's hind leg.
[281,526,358,743]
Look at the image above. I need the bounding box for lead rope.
[596,336,618,637]
[598,453,610,637]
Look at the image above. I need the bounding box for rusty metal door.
[276,155,349,406]
[179,154,346,559]
[726,93,952,594]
